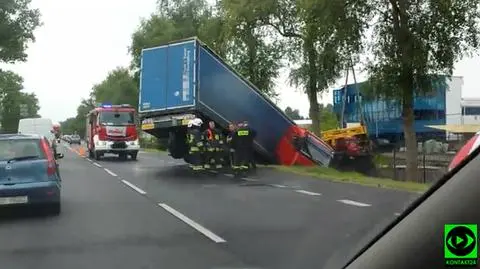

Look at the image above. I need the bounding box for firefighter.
[231,122,252,174]
[204,121,223,169]
[242,121,257,170]
[224,123,236,167]
[186,118,205,170]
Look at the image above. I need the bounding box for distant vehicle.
[18,118,59,155]
[18,118,55,144]
[69,134,81,145]
[0,133,63,215]
[86,104,140,160]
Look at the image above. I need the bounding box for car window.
[0,139,45,161]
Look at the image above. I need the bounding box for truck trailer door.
[139,47,168,112]
[165,41,196,109]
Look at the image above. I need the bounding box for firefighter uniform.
[204,127,223,169]
[187,119,205,170]
[225,123,236,167]
[243,123,256,170]
[231,124,252,171]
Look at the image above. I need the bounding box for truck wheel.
[131,152,138,161]
[94,151,101,160]
[119,153,127,160]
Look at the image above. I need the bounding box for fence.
[374,137,467,183]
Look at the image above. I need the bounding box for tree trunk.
[402,90,419,182]
[304,33,321,136]
[308,91,321,136]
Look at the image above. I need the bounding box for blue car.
[0,134,63,215]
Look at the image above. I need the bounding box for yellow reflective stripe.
[237,130,249,136]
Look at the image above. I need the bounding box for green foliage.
[363,0,480,181]
[220,0,283,98]
[92,67,138,109]
[0,70,40,132]
[319,104,338,131]
[366,0,480,99]
[257,0,368,134]
[0,0,41,63]
[284,106,304,120]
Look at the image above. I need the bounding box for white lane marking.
[121,180,147,195]
[271,184,287,188]
[244,178,257,182]
[104,168,117,177]
[295,190,322,196]
[158,203,226,243]
[86,158,92,162]
[394,212,401,216]
[337,199,371,207]
[223,174,234,177]
[93,162,102,167]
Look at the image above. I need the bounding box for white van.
[18,118,55,144]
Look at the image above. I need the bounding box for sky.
[2,0,480,122]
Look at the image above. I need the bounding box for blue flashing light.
[99,102,112,108]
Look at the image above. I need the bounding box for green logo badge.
[445,224,478,267]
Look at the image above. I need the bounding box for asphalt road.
[0,144,420,269]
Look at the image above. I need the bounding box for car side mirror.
[55,153,64,159]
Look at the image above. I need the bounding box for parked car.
[69,134,81,145]
[0,134,63,215]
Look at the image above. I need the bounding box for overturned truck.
[138,37,334,167]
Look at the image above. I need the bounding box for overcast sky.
[2,0,480,123]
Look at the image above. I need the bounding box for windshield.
[305,135,333,166]
[0,139,44,161]
[98,111,134,125]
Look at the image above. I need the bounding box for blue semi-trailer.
[138,37,334,166]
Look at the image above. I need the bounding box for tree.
[91,67,138,109]
[260,0,368,135]
[0,0,41,63]
[0,70,40,132]
[220,0,283,98]
[319,104,338,131]
[284,106,304,120]
[130,0,226,71]
[365,0,480,181]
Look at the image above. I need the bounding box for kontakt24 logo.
[445,224,478,267]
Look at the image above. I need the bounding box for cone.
[78,146,86,156]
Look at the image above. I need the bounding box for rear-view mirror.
[55,153,64,159]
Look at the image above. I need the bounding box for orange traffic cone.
[78,146,86,157]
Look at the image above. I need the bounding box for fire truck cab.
[86,103,140,160]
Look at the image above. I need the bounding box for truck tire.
[94,150,101,160]
[131,151,138,160]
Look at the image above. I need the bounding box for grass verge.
[270,165,430,193]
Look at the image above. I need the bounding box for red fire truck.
[86,103,140,160]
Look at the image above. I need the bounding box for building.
[460,98,480,125]
[332,76,464,142]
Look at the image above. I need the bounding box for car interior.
[330,143,480,269]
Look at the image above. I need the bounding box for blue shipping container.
[139,37,333,165]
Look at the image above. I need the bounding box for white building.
[460,98,480,125]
